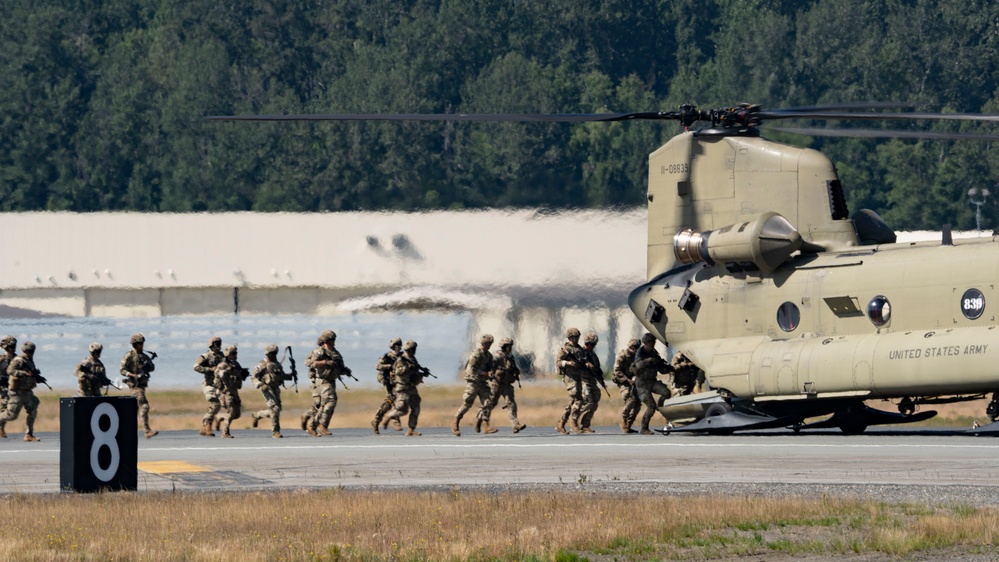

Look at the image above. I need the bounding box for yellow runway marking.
[137,461,210,474]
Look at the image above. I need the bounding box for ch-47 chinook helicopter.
[209,103,999,434]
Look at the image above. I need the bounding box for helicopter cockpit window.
[867,295,891,327]
[777,302,800,332]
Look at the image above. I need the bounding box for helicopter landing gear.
[898,397,915,416]
[986,393,999,423]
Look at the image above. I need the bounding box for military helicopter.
[209,103,999,434]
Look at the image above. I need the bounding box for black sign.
[60,397,137,493]
[961,288,986,320]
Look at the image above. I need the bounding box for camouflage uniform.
[250,346,293,438]
[485,338,527,433]
[631,334,672,435]
[194,337,224,436]
[668,352,701,397]
[0,336,17,416]
[0,342,41,441]
[75,343,110,397]
[371,338,403,434]
[384,340,424,436]
[120,334,157,438]
[555,328,587,434]
[577,334,604,432]
[214,346,247,438]
[453,335,496,436]
[304,330,352,436]
[612,339,641,433]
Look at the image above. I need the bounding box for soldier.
[631,333,672,435]
[612,338,642,433]
[75,343,111,397]
[453,334,497,436]
[0,341,43,441]
[0,336,16,415]
[214,345,248,438]
[384,340,425,436]
[304,330,352,437]
[120,333,158,438]
[194,336,224,437]
[485,337,527,433]
[250,344,294,438]
[300,333,325,433]
[577,332,608,433]
[371,338,403,434]
[669,352,701,397]
[555,327,587,434]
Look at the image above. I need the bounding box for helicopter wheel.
[898,397,915,416]
[704,402,732,418]
[838,420,868,435]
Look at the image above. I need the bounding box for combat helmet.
[480,334,494,345]
[583,332,599,345]
[403,340,417,351]
[0,336,15,350]
[319,330,336,344]
[265,344,279,355]
[641,333,656,345]
[627,338,641,349]
[130,333,145,345]
[89,342,103,353]
[22,341,36,353]
[390,337,402,348]
[500,337,513,347]
[566,327,581,339]
[209,336,222,348]
[224,345,237,356]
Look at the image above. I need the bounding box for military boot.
[251,414,259,429]
[621,422,637,434]
[406,428,421,436]
[570,419,582,434]
[222,432,234,439]
[23,434,39,442]
[555,419,567,435]
[513,423,527,433]
[474,417,483,433]
[391,418,403,431]
[481,421,498,435]
[371,418,381,435]
[581,427,595,434]
[145,429,159,439]
[272,431,283,438]
[306,422,320,437]
[451,419,461,437]
[639,426,654,435]
[202,421,215,437]
[300,414,308,431]
[318,425,332,436]
[1,422,8,438]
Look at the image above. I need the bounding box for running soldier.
[75,343,111,397]
[612,338,641,433]
[485,337,527,433]
[304,330,352,437]
[453,334,497,436]
[669,352,702,396]
[120,333,158,438]
[631,333,672,435]
[555,328,587,434]
[0,336,16,415]
[194,336,224,437]
[250,345,293,438]
[214,345,248,438]
[0,341,43,441]
[384,340,425,436]
[578,332,608,433]
[300,333,325,433]
[371,338,403,434]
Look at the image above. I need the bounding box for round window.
[961,288,985,320]
[867,295,891,327]
[776,302,800,332]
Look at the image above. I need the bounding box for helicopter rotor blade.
[204,112,678,123]
[759,110,999,123]
[772,126,999,142]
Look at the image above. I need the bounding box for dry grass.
[22,381,992,433]
[0,489,996,561]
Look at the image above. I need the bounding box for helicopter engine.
[672,212,803,273]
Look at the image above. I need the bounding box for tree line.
[2,0,999,230]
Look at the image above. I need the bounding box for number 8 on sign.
[89,402,120,482]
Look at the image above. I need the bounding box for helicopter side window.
[867,295,891,327]
[777,302,800,332]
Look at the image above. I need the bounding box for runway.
[3,425,999,500]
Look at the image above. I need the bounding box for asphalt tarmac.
[3,425,999,501]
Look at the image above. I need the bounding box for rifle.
[35,372,52,391]
[419,366,437,379]
[284,346,299,393]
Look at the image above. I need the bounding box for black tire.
[838,420,867,435]
[704,402,732,417]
